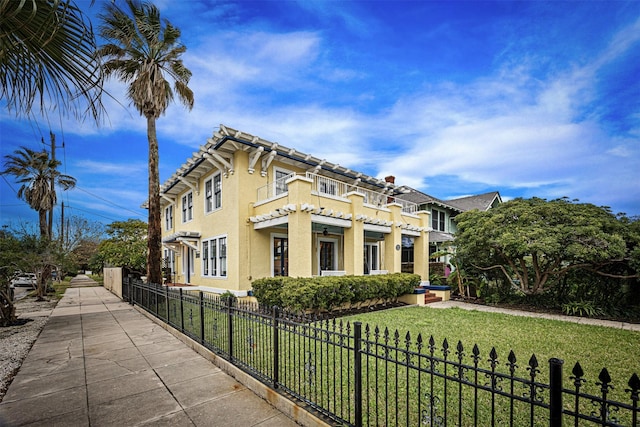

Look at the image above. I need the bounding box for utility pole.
[49,131,56,240]
[61,201,65,249]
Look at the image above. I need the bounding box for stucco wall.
[103,267,123,298]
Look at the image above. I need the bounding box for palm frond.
[0,0,105,122]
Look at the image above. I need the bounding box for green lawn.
[135,287,640,426]
[344,306,640,399]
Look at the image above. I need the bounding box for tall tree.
[0,0,104,121]
[2,146,76,239]
[97,0,194,285]
[2,145,76,298]
[454,197,636,296]
[95,219,148,276]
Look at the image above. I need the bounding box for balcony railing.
[256,172,296,202]
[256,172,419,214]
[306,173,419,214]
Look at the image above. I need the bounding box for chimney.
[385,175,395,184]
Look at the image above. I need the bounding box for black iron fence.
[122,278,639,426]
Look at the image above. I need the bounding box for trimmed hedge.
[252,273,421,312]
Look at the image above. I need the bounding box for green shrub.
[251,277,290,307]
[251,273,421,312]
[562,300,604,318]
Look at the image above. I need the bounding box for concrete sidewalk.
[0,283,300,426]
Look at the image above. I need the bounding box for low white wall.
[103,267,123,298]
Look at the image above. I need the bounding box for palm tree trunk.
[147,116,163,285]
[38,210,48,238]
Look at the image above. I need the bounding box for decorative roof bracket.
[248,146,264,174]
[261,150,277,177]
[178,176,199,195]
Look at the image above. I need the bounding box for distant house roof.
[447,192,502,212]
[398,188,464,213]
[397,188,502,214]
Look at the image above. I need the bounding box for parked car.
[11,273,37,288]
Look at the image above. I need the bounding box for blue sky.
[1,0,639,228]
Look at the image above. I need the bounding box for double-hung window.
[432,209,446,232]
[164,205,173,230]
[182,192,193,222]
[205,173,222,213]
[274,168,293,196]
[202,236,227,278]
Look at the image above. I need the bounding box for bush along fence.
[122,278,640,427]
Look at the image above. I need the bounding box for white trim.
[254,216,288,230]
[363,223,391,233]
[311,214,351,228]
[177,238,199,251]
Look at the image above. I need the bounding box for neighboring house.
[397,188,502,268]
[159,125,431,296]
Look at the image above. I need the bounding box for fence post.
[199,291,205,345]
[549,358,564,427]
[179,288,184,333]
[354,321,363,427]
[227,296,234,362]
[155,283,159,315]
[273,306,279,390]
[165,285,169,322]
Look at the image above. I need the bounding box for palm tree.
[97,0,194,285]
[2,144,77,298]
[0,0,104,121]
[2,145,77,238]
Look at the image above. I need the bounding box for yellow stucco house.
[160,125,430,296]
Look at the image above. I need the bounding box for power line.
[73,186,146,218]
[1,174,18,195]
[63,205,126,222]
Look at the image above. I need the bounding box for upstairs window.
[205,173,222,213]
[164,205,173,230]
[432,209,446,232]
[275,168,293,196]
[182,192,193,223]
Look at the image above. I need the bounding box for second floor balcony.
[256,172,419,215]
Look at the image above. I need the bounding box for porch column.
[286,175,313,277]
[412,210,431,282]
[384,203,403,274]
[344,192,365,275]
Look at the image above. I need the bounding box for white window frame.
[164,205,173,230]
[182,192,193,223]
[201,235,227,278]
[364,242,379,273]
[432,208,446,232]
[204,172,222,214]
[274,167,294,197]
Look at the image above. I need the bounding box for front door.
[319,239,337,274]
[183,246,194,283]
[364,243,379,274]
[273,237,288,276]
